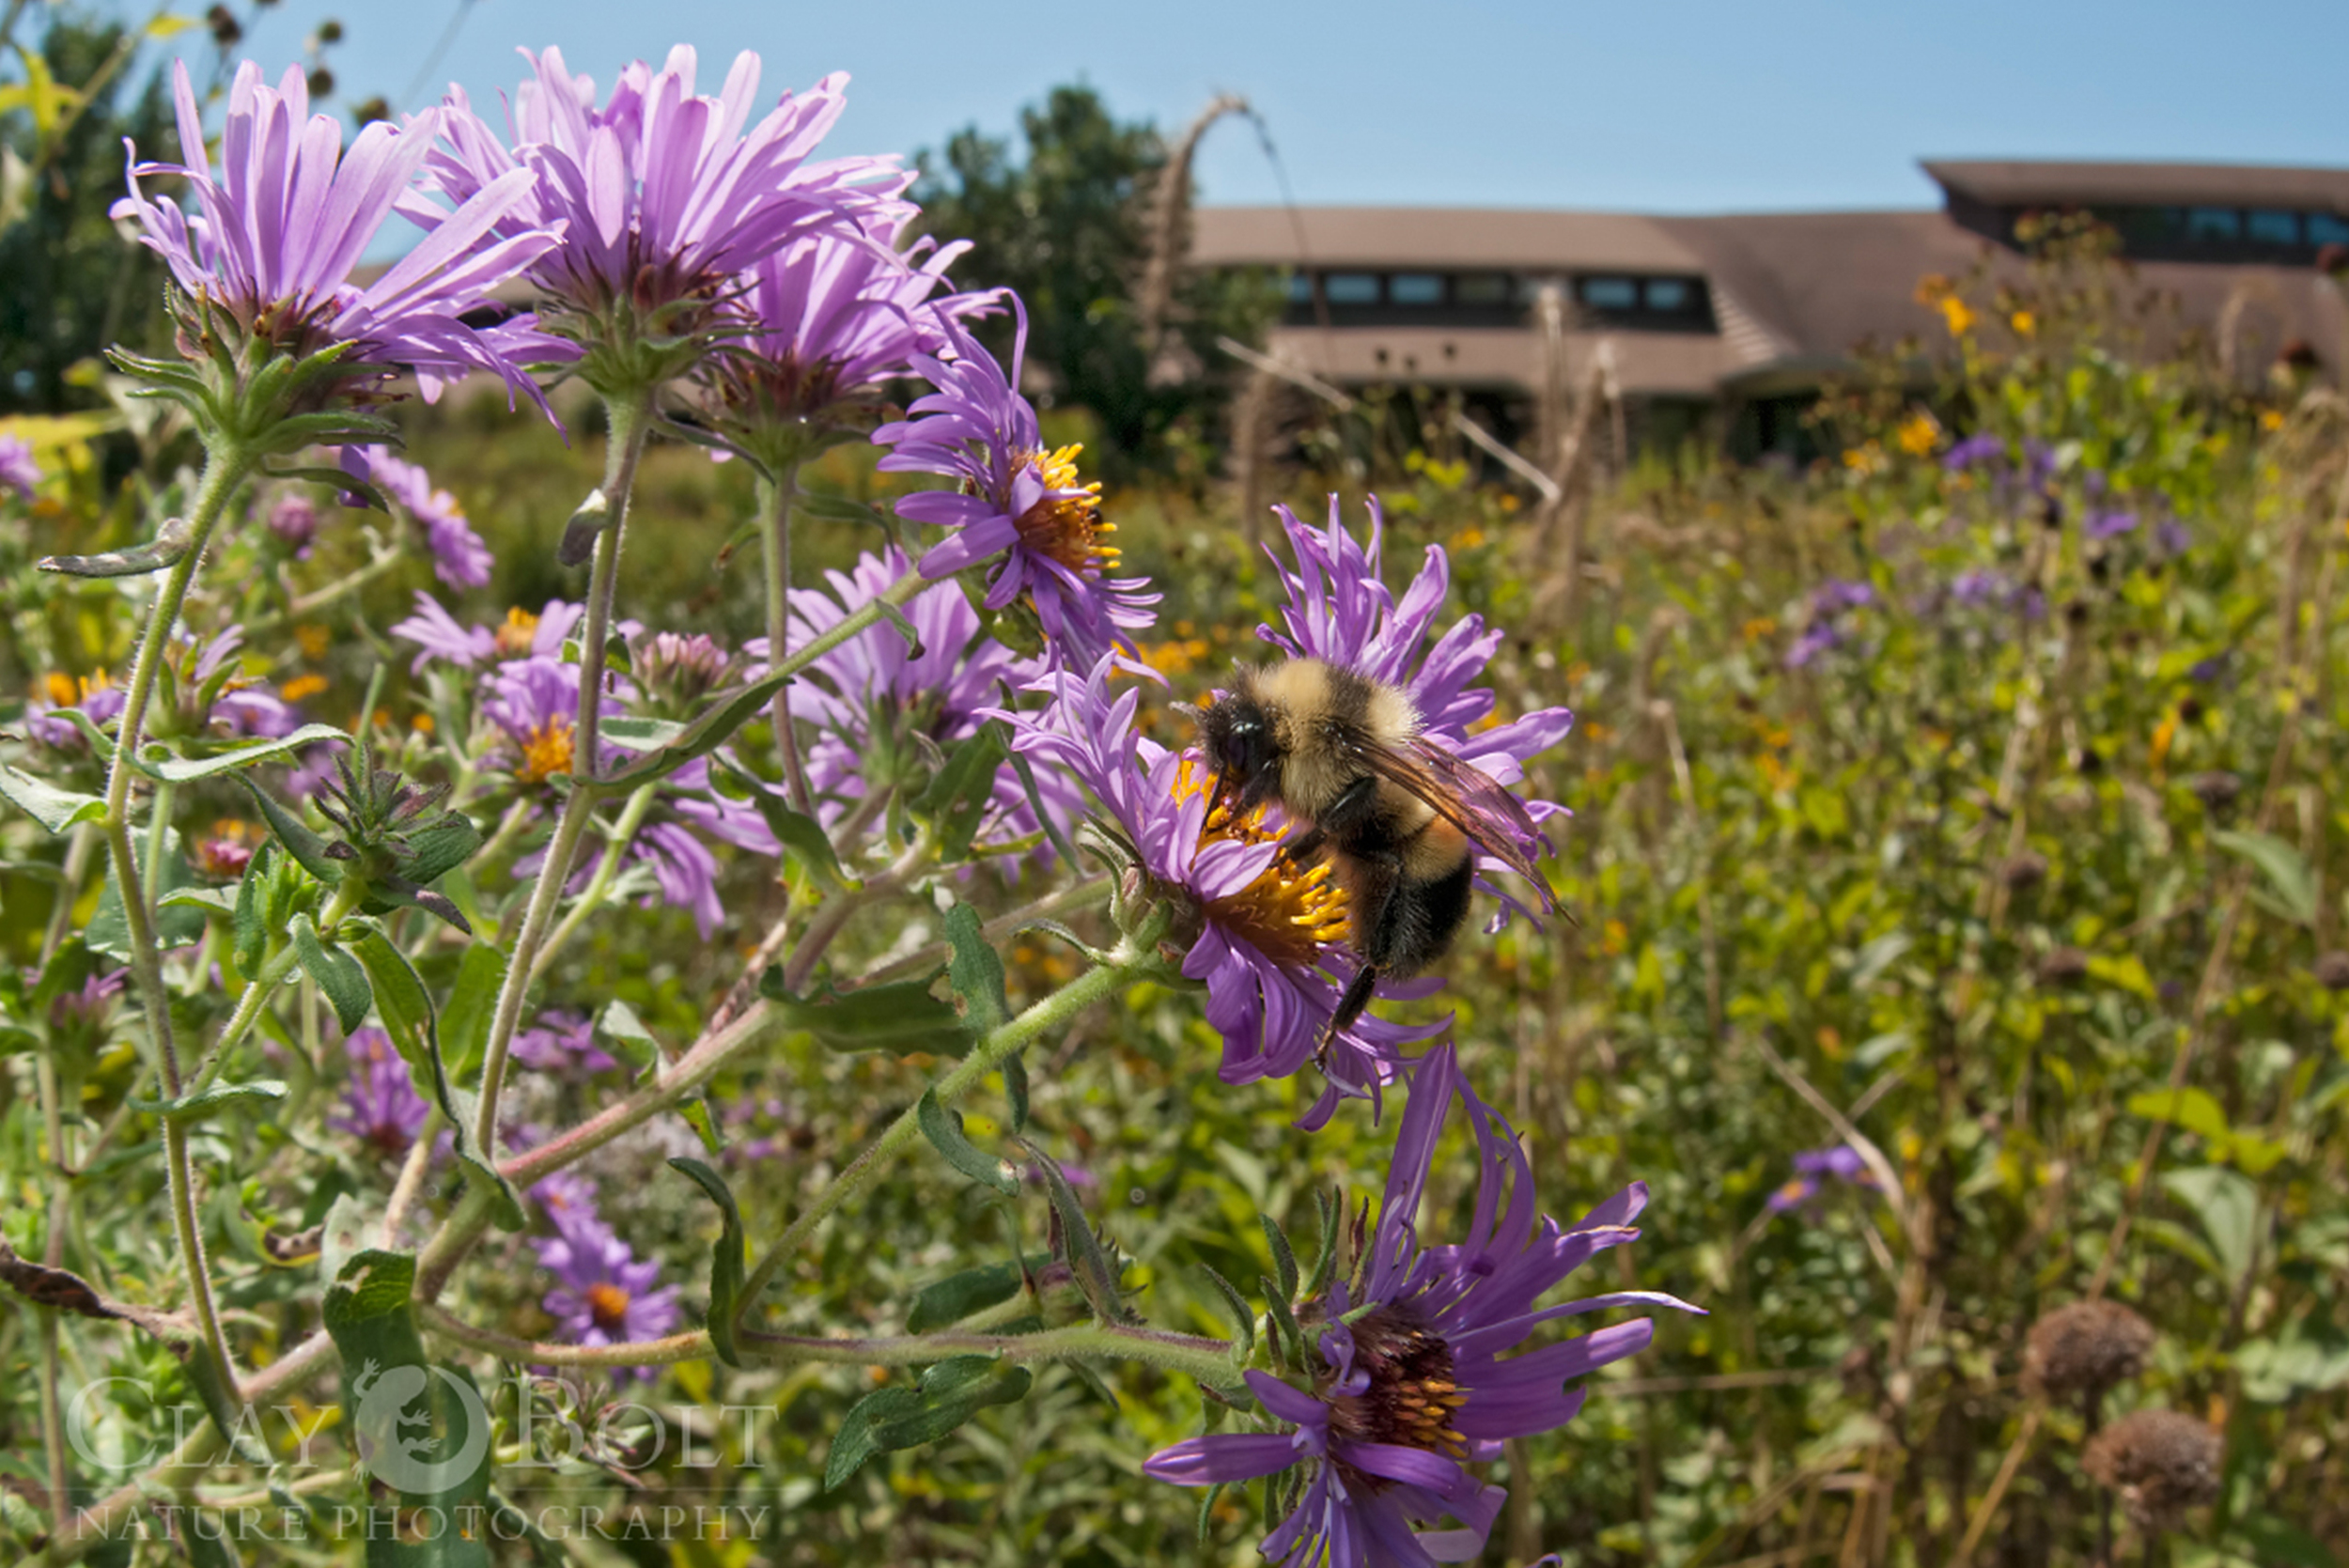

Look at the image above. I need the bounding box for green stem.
[529,783,659,986]
[188,877,364,1096]
[415,1302,1233,1383]
[471,388,653,1158]
[284,541,404,617]
[754,466,815,814]
[858,873,1116,986]
[737,952,1142,1314]
[779,826,934,994]
[91,440,252,1402]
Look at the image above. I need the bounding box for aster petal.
[1243,1369,1328,1427]
[1141,1434,1300,1486]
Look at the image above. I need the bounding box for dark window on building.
[2185,207,2243,241]
[1389,272,1444,305]
[1579,276,1639,311]
[1645,277,1692,312]
[1454,273,1512,305]
[2309,212,2349,246]
[2247,209,2301,245]
[1324,272,1380,305]
[1285,272,1315,304]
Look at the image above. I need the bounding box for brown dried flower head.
[2023,1299,2155,1401]
[2038,946,2091,986]
[2081,1408,2221,1531]
[1999,851,2048,891]
[2312,951,2349,993]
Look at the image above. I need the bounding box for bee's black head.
[1194,689,1279,806]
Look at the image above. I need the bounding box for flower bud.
[266,490,319,552]
[2312,951,2349,992]
[2081,1408,2220,1531]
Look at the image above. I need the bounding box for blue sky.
[112,0,2349,213]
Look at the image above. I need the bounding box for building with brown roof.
[1190,160,2349,460]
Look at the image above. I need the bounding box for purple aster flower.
[412,47,893,336]
[113,59,567,411]
[1942,432,2004,471]
[1949,567,2010,608]
[2084,508,2139,542]
[1258,496,1570,922]
[265,490,319,553]
[2155,517,2192,559]
[534,1216,684,1375]
[392,593,584,674]
[996,654,1443,1129]
[1785,624,1841,669]
[634,820,724,938]
[702,207,996,458]
[47,966,128,1044]
[877,306,1158,664]
[26,671,126,750]
[772,547,1066,849]
[483,655,585,784]
[1144,1044,1691,1564]
[366,450,493,588]
[512,1008,619,1075]
[330,1027,431,1157]
[0,433,41,500]
[1812,579,1875,613]
[1765,1143,1882,1214]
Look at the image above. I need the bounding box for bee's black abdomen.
[1363,855,1475,978]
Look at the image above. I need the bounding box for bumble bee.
[1191,657,1557,1045]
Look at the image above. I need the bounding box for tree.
[913,84,1278,484]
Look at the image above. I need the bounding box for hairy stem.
[528,782,659,986]
[471,389,653,1158]
[91,438,253,1404]
[755,465,815,814]
[737,951,1142,1317]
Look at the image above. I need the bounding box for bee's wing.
[1341,730,1560,911]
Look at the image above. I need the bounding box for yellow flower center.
[1322,1307,1471,1463]
[42,669,112,706]
[585,1282,631,1332]
[516,720,576,784]
[1172,758,1349,968]
[495,607,541,658]
[280,674,329,703]
[1011,443,1118,576]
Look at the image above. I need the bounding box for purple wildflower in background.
[1261,496,1569,921]
[995,654,1441,1128]
[1787,579,1875,671]
[392,594,583,674]
[0,433,40,499]
[634,821,724,937]
[1145,1045,1689,1564]
[1765,1143,1882,1214]
[512,1009,619,1075]
[26,672,126,750]
[114,60,566,407]
[265,491,319,554]
[877,307,1158,663]
[534,1216,683,1374]
[772,547,1066,847]
[483,655,585,784]
[367,451,494,588]
[1949,568,2010,608]
[414,47,890,318]
[330,1028,430,1157]
[1942,432,2004,471]
[2084,508,2139,542]
[47,967,127,1044]
[707,207,995,442]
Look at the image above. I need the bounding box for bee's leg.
[1278,823,1328,867]
[1316,847,1401,1064]
[1283,776,1378,869]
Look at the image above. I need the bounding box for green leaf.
[668,1157,748,1368]
[2127,1087,2232,1142]
[137,723,350,783]
[292,914,372,1032]
[37,514,194,578]
[240,778,344,882]
[347,927,525,1232]
[2162,1166,2261,1285]
[715,758,849,891]
[823,1356,1034,1492]
[0,764,105,832]
[2214,829,2318,925]
[942,904,1011,1035]
[232,843,275,977]
[1263,1281,1307,1372]
[86,831,206,958]
[1017,1133,1131,1324]
[598,998,661,1078]
[907,1260,1033,1333]
[555,486,611,567]
[390,814,483,889]
[795,489,894,528]
[597,668,794,788]
[1199,1263,1256,1359]
[2236,1514,2339,1567]
[1302,1187,1342,1301]
[1260,1214,1300,1302]
[438,944,507,1084]
[131,1079,288,1124]
[917,1090,1019,1194]
[157,885,238,916]
[320,1249,495,1567]
[915,726,1005,861]
[759,971,966,1054]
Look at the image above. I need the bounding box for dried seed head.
[2038,946,2090,986]
[2313,952,2349,992]
[2023,1299,2155,1400]
[2186,770,2240,809]
[2081,1408,2220,1531]
[1999,852,2048,891]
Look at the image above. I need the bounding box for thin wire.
[399,0,478,112]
